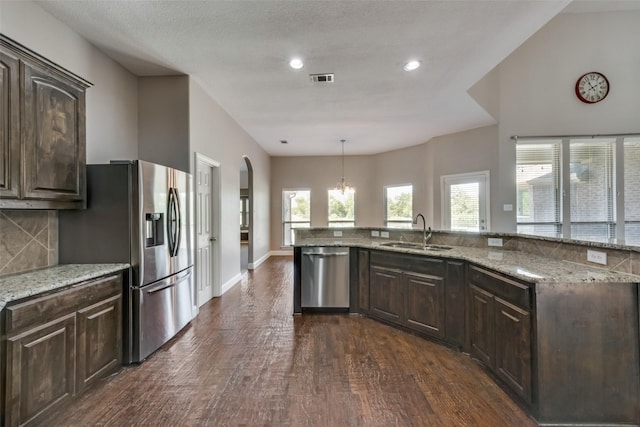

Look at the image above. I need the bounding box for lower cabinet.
[369,251,446,340]
[3,273,123,426]
[404,272,445,338]
[370,266,404,323]
[5,314,76,426]
[468,265,532,405]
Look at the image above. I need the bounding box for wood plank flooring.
[47,256,535,426]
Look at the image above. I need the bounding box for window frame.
[327,188,356,228]
[384,184,413,229]
[282,188,311,247]
[515,134,640,244]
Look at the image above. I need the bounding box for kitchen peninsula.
[293,227,640,426]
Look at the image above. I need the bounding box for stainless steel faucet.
[413,213,432,247]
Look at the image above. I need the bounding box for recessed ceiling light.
[289,58,304,70]
[403,60,421,72]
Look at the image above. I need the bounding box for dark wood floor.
[48,256,535,426]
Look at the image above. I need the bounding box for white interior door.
[195,154,220,307]
[441,171,490,232]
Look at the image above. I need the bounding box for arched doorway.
[240,156,254,273]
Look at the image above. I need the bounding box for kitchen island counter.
[294,237,640,284]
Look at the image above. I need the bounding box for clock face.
[575,72,609,104]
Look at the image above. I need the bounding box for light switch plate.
[503,204,513,212]
[488,238,503,247]
[381,231,390,238]
[371,230,380,237]
[587,250,607,265]
[333,230,343,237]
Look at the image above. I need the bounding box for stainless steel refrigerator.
[59,160,193,364]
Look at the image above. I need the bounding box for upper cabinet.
[0,35,91,209]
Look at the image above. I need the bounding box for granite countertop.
[0,263,130,311]
[294,238,640,284]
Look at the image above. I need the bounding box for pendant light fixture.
[336,139,352,194]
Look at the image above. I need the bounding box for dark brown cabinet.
[2,273,122,426]
[468,265,532,405]
[0,35,91,209]
[404,272,445,338]
[0,48,20,199]
[369,251,447,340]
[357,249,370,314]
[370,266,404,323]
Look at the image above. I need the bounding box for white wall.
[1,1,139,163]
[494,10,640,231]
[189,78,271,286]
[428,126,499,228]
[138,76,190,172]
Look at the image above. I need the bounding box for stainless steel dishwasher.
[301,247,350,308]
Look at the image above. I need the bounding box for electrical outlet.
[587,250,607,265]
[380,231,390,238]
[371,230,380,237]
[333,230,342,237]
[488,238,503,247]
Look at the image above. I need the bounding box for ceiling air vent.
[309,73,334,83]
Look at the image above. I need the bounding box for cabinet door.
[0,48,20,199]
[404,272,445,338]
[5,314,76,427]
[358,250,370,313]
[445,260,466,348]
[469,284,495,367]
[494,297,532,404]
[370,266,403,324]
[21,60,85,203]
[76,294,122,394]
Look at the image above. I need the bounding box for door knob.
[210,237,217,242]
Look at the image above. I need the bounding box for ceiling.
[34,0,625,157]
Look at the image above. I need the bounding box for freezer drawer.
[301,247,350,308]
[133,267,193,362]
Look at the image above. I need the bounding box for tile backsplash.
[0,210,58,276]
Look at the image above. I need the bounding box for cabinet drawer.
[371,250,445,277]
[6,274,122,333]
[468,265,531,310]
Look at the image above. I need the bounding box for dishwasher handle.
[303,252,349,257]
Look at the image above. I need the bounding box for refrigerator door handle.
[173,187,181,257]
[167,187,180,257]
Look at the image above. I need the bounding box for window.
[328,188,355,227]
[516,134,640,244]
[441,172,489,232]
[282,190,310,246]
[516,142,562,237]
[384,185,413,228]
[569,139,616,242]
[624,137,640,245]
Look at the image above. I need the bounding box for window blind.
[516,142,562,237]
[624,137,640,245]
[569,138,616,242]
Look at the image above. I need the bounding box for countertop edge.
[0,263,130,312]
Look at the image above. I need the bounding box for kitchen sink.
[380,242,452,251]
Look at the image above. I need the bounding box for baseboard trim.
[248,252,270,270]
[270,249,293,256]
[221,273,243,295]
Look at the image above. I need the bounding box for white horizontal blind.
[516,142,562,237]
[450,182,480,231]
[569,138,616,242]
[624,137,640,245]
